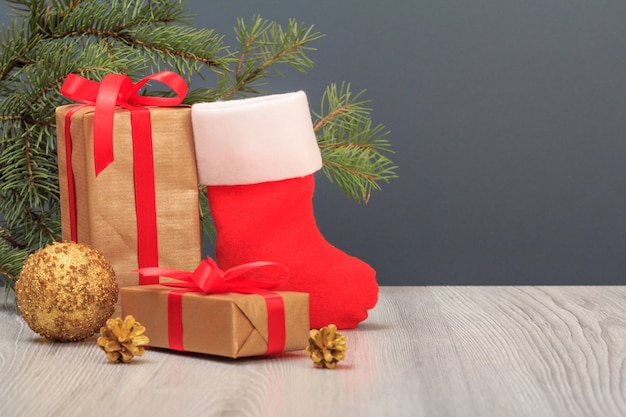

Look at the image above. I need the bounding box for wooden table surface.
[1,286,625,417]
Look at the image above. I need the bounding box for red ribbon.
[59,72,188,283]
[136,258,289,355]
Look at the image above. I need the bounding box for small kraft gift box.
[55,72,202,300]
[121,258,310,358]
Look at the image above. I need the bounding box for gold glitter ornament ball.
[16,242,119,342]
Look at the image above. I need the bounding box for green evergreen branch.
[220,15,323,99]
[25,72,67,107]
[314,103,355,132]
[0,19,37,79]
[0,233,29,305]
[0,267,18,282]
[4,188,58,242]
[22,131,35,189]
[44,28,224,69]
[198,185,216,240]
[0,113,54,127]
[314,83,397,203]
[114,25,227,72]
[41,0,189,36]
[0,226,27,250]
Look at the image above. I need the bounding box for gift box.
[55,73,202,299]
[121,285,310,358]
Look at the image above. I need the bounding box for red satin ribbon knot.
[59,71,188,283]
[60,71,188,176]
[136,258,290,355]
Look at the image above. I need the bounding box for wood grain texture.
[430,286,626,417]
[1,286,624,417]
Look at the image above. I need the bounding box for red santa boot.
[192,91,378,329]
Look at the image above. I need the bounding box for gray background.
[3,1,626,285]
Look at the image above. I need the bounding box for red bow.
[137,257,289,294]
[60,71,187,175]
[136,258,290,354]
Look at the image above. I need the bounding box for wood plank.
[430,286,626,417]
[355,286,496,417]
[1,286,625,417]
[0,287,459,417]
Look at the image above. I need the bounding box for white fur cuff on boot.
[191,91,323,186]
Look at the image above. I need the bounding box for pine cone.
[305,324,347,369]
[97,315,149,363]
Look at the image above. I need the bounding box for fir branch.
[0,226,27,250]
[220,15,323,99]
[0,234,29,306]
[313,84,372,132]
[45,28,224,69]
[112,25,227,71]
[22,129,35,189]
[4,189,59,242]
[0,267,17,282]
[0,244,22,282]
[0,17,37,80]
[314,104,353,132]
[25,72,68,108]
[33,1,226,74]
[42,0,188,36]
[314,83,397,203]
[181,86,223,104]
[255,19,320,74]
[0,113,54,128]
[198,185,216,240]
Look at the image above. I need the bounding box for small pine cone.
[97,315,149,363]
[305,324,347,369]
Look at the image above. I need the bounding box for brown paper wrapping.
[121,285,309,358]
[55,105,202,303]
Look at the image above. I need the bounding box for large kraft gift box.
[121,285,310,358]
[55,104,202,300]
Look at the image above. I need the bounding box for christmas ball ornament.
[16,242,118,342]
